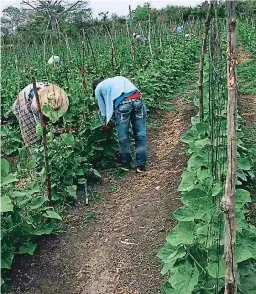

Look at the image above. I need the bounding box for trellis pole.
[31,69,52,202]
[198,1,213,122]
[221,1,237,293]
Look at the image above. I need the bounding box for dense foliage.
[158,17,256,294]
[1,17,200,288]
[1,1,256,292]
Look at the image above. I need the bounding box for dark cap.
[92,77,104,97]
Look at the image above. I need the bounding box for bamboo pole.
[147,4,153,63]
[31,69,52,202]
[198,1,213,122]
[220,1,237,293]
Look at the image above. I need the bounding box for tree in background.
[21,0,91,36]
[131,2,158,24]
[1,6,30,36]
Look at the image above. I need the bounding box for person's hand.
[101,122,114,133]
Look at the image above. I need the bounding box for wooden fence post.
[221,1,237,293]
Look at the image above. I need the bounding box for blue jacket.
[95,76,139,124]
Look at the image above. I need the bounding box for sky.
[1,0,202,17]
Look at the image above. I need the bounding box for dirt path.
[10,99,195,294]
[237,47,256,127]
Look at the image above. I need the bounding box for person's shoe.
[136,166,146,173]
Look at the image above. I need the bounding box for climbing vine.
[158,3,256,294]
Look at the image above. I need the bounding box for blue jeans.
[114,100,147,167]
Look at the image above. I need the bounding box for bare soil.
[9,99,195,294]
[237,48,256,223]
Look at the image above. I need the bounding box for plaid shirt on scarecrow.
[13,82,49,147]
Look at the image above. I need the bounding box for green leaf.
[236,245,253,263]
[169,263,199,294]
[181,129,197,143]
[238,155,251,171]
[60,133,75,146]
[29,196,48,210]
[1,196,13,212]
[187,155,207,169]
[166,222,195,246]
[194,137,211,148]
[90,120,102,130]
[181,188,206,205]
[1,158,9,176]
[196,168,210,181]
[1,250,14,269]
[207,260,225,278]
[1,173,18,186]
[18,243,37,255]
[36,124,43,136]
[33,226,55,236]
[174,205,207,222]
[92,144,104,151]
[195,122,208,134]
[43,210,62,220]
[237,229,256,258]
[92,168,101,178]
[65,185,77,200]
[235,189,251,210]
[160,248,186,275]
[178,170,196,192]
[212,181,223,197]
[239,268,256,294]
[76,169,84,176]
[162,282,178,294]
[27,160,37,169]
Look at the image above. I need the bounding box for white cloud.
[1,0,202,17]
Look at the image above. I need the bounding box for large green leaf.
[169,263,199,294]
[174,205,205,222]
[236,245,253,263]
[65,185,77,200]
[238,155,251,171]
[212,181,223,197]
[166,222,195,246]
[235,189,251,210]
[187,155,207,169]
[207,260,225,278]
[43,210,62,220]
[1,196,13,213]
[178,170,197,192]
[1,158,9,176]
[1,173,18,186]
[161,249,186,275]
[239,268,256,294]
[1,250,14,269]
[33,226,55,236]
[194,138,211,148]
[237,229,256,258]
[28,196,48,210]
[60,133,75,146]
[18,243,37,255]
[181,129,197,143]
[181,188,206,205]
[195,122,208,134]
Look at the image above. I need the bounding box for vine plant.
[158,14,256,294]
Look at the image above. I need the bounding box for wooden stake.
[221,1,237,293]
[198,1,213,122]
[31,69,52,202]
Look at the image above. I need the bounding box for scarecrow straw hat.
[32,84,69,118]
